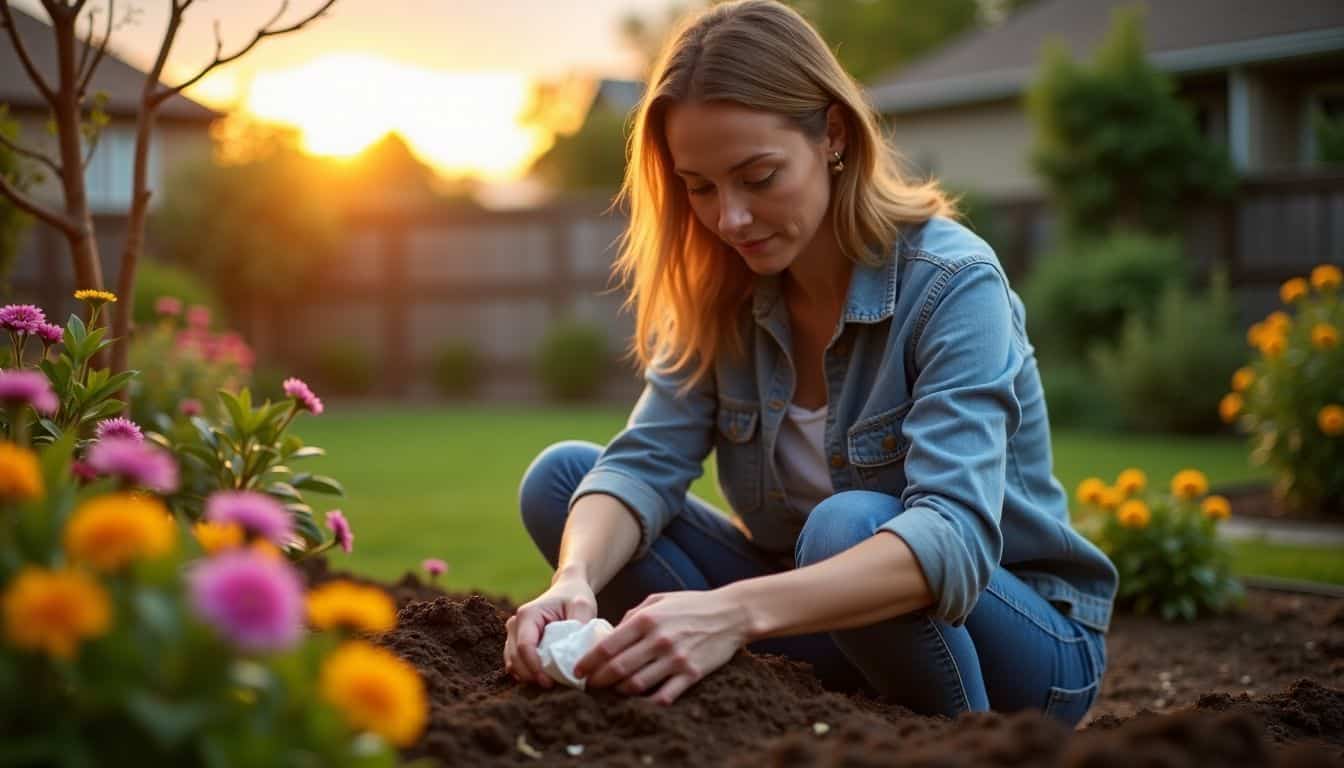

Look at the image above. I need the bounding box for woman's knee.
[795,490,904,568]
[518,440,602,545]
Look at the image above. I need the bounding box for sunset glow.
[239,54,546,179]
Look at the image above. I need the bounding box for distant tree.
[1026,6,1235,238]
[528,106,629,194]
[1312,105,1344,166]
[0,0,337,377]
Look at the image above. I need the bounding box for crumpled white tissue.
[537,618,614,690]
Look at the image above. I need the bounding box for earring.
[830,150,845,174]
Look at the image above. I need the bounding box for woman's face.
[664,100,842,276]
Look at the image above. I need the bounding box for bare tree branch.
[152,0,337,105]
[76,0,115,97]
[75,7,95,79]
[1,2,59,105]
[81,125,101,170]
[0,172,80,236]
[0,131,62,176]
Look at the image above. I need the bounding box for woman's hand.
[504,574,597,688]
[573,588,751,705]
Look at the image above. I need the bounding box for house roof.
[868,0,1344,114]
[1,6,220,122]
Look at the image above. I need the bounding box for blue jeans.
[519,441,1107,727]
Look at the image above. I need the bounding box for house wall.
[883,98,1040,197]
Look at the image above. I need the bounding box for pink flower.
[282,377,324,415]
[179,398,203,417]
[95,417,143,443]
[422,558,448,578]
[0,304,46,335]
[205,491,293,546]
[186,305,211,330]
[155,296,183,317]
[188,549,305,652]
[36,323,64,345]
[71,460,98,483]
[0,370,60,414]
[86,437,179,493]
[325,509,353,553]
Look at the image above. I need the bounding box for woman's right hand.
[504,573,598,687]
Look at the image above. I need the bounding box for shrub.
[1091,271,1244,433]
[536,321,608,401]
[1076,468,1242,621]
[432,340,482,398]
[1038,361,1123,431]
[314,341,374,396]
[131,260,221,328]
[1220,264,1344,515]
[126,299,253,428]
[1022,232,1186,361]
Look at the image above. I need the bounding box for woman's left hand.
[573,588,752,705]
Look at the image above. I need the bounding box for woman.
[507,0,1118,726]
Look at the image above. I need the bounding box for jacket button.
[882,435,898,451]
[830,453,846,468]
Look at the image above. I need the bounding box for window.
[83,124,159,212]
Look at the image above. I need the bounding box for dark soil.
[1219,482,1344,523]
[307,561,1344,766]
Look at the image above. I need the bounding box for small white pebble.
[1161,680,1174,691]
[566,745,584,757]
[1158,671,1172,682]
[641,756,654,765]
[1306,641,1317,651]
[1153,698,1167,708]
[1239,674,1253,685]
[812,722,831,736]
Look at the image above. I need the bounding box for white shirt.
[776,402,834,516]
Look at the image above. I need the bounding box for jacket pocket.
[847,402,913,491]
[1042,678,1100,728]
[715,396,762,514]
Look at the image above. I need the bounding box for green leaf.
[266,481,303,502]
[218,390,248,434]
[288,445,326,461]
[290,505,323,546]
[84,369,136,404]
[125,691,212,749]
[293,474,344,496]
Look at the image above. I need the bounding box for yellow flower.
[72,289,117,306]
[1116,499,1151,529]
[1257,331,1287,359]
[2,567,111,659]
[1246,322,1268,348]
[1115,468,1147,496]
[1280,278,1308,304]
[1218,392,1243,424]
[1201,495,1231,521]
[1230,367,1255,393]
[1264,311,1293,333]
[1319,405,1344,437]
[308,581,398,634]
[0,442,43,502]
[1311,264,1342,292]
[1311,323,1339,350]
[1098,486,1125,511]
[1170,469,1209,500]
[192,521,244,556]
[320,641,427,747]
[1075,477,1106,506]
[65,493,176,572]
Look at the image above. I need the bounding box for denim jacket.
[572,216,1119,632]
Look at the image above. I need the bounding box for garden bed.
[302,560,1344,766]
[1219,482,1344,524]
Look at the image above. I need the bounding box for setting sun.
[241,54,546,179]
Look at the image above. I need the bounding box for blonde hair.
[613,0,958,386]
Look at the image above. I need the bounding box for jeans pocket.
[1042,678,1100,727]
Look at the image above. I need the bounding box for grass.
[293,405,1337,602]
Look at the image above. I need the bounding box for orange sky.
[11,0,663,179]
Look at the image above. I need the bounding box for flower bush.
[0,293,430,762]
[1220,264,1344,515]
[1076,468,1242,621]
[127,298,255,428]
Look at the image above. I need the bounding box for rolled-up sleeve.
[570,362,716,558]
[879,261,1022,626]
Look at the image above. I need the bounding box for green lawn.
[292,405,1334,602]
